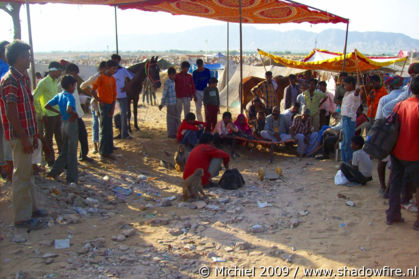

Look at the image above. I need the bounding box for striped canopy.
[258,48,407,73]
[1,0,348,24]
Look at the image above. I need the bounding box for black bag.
[363,109,400,160]
[218,168,245,190]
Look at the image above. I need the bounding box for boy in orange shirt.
[92,60,118,160]
[367,75,388,120]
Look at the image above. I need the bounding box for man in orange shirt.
[367,75,388,120]
[92,60,118,160]
[386,75,419,230]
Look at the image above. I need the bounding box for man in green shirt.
[33,61,63,166]
[303,78,327,131]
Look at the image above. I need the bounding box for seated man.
[260,106,287,143]
[340,135,372,185]
[183,133,230,188]
[253,111,266,138]
[214,111,238,139]
[177,112,205,148]
[281,102,300,134]
[289,106,319,158]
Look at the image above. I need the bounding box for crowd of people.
[0,39,418,231]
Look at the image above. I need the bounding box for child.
[175,61,195,122]
[45,75,79,183]
[159,67,178,138]
[203,77,220,132]
[340,135,372,185]
[213,111,239,151]
[92,60,118,160]
[177,112,205,148]
[80,61,107,153]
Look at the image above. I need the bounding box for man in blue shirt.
[0,41,9,78]
[193,59,211,122]
[45,75,79,184]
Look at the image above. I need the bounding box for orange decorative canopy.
[258,48,407,73]
[1,0,348,24]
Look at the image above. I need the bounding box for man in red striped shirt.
[0,40,46,229]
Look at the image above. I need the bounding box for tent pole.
[239,0,243,113]
[342,21,349,72]
[25,0,36,89]
[114,5,119,54]
[226,22,229,111]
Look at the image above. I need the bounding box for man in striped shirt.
[251,71,278,115]
[159,67,178,138]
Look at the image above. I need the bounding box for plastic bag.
[334,170,349,185]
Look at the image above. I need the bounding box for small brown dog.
[183,168,206,201]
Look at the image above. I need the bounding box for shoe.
[112,147,119,151]
[122,136,133,140]
[386,217,405,225]
[113,134,121,139]
[15,218,45,231]
[315,155,329,160]
[32,209,48,218]
[79,156,94,162]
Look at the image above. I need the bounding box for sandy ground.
[0,93,418,279]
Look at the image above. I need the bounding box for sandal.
[386,217,405,225]
[401,203,418,213]
[15,218,45,231]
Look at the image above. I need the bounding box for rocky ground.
[1,103,418,279]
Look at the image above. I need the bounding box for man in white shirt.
[280,102,300,133]
[340,76,361,163]
[112,54,134,139]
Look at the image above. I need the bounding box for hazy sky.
[0,0,418,52]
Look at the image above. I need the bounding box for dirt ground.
[0,96,418,279]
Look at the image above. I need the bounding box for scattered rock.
[206,204,220,211]
[121,228,136,237]
[346,200,355,207]
[281,253,294,263]
[146,218,170,226]
[119,245,129,251]
[218,198,230,204]
[269,247,285,257]
[188,203,198,209]
[224,246,234,252]
[90,238,106,248]
[12,234,27,244]
[249,224,266,233]
[298,210,309,216]
[112,234,126,242]
[168,228,183,236]
[42,253,59,259]
[15,271,33,279]
[160,200,172,207]
[194,201,207,209]
[290,218,300,229]
[236,242,252,251]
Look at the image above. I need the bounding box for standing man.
[318,81,336,127]
[302,79,327,131]
[33,61,64,166]
[92,60,118,160]
[111,54,134,139]
[386,75,419,230]
[251,71,278,115]
[367,75,388,122]
[284,74,301,109]
[175,61,195,122]
[340,76,361,163]
[334,72,348,106]
[193,59,211,122]
[0,40,46,229]
[64,63,94,162]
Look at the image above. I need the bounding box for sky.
[0,0,418,52]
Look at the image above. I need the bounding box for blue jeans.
[342,116,356,163]
[181,129,203,147]
[117,98,129,138]
[92,110,99,143]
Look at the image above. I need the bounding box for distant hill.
[56,26,419,55]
